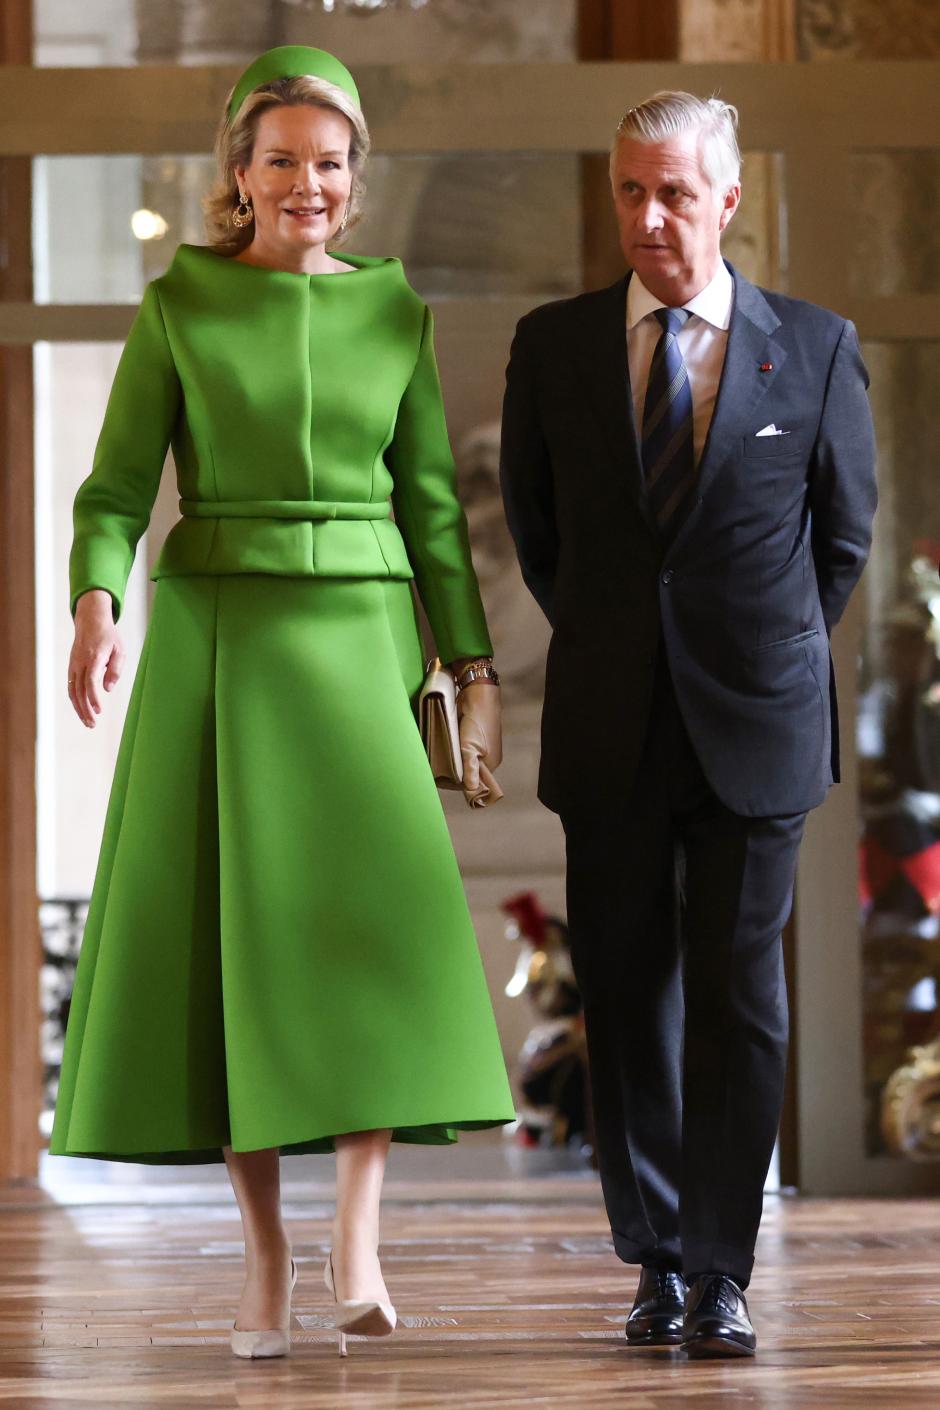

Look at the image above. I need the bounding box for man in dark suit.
[499,92,877,1359]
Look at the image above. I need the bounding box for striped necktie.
[641,307,695,540]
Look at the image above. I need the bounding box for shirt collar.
[626,259,734,332]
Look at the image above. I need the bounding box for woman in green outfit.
[53,45,514,1359]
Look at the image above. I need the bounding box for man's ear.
[718,183,742,234]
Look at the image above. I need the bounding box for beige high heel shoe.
[230,1257,298,1359]
[324,1251,397,1358]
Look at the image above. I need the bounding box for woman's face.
[234,103,354,257]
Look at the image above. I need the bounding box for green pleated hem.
[51,1116,514,1166]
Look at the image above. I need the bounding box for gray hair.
[612,91,741,195]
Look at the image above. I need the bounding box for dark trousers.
[561,652,806,1290]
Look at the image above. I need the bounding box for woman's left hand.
[456,682,504,808]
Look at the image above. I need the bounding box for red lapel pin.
[759,362,773,372]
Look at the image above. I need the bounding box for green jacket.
[70,243,492,664]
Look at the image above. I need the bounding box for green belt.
[179,499,392,522]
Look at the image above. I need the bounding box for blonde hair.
[203,74,371,256]
[612,91,741,195]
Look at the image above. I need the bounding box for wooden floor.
[1,1148,939,1408]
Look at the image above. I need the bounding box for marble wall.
[37,1,576,65]
[279,0,575,64]
[797,0,940,59]
[680,0,795,61]
[133,0,576,65]
[40,1,940,67]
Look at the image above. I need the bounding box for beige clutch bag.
[418,658,464,790]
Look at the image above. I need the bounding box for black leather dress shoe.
[625,1267,688,1346]
[682,1274,756,1358]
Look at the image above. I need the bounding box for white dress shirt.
[627,261,735,465]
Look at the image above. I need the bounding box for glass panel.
[850,152,940,296]
[35,156,146,303]
[356,154,580,298]
[34,0,138,66]
[722,151,787,291]
[857,341,940,1158]
[33,156,212,303]
[33,149,785,304]
[33,153,582,302]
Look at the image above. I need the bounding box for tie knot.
[654,307,691,337]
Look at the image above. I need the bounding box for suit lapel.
[569,264,788,553]
[570,276,658,539]
[669,265,787,553]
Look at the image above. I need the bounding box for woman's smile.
[283,205,328,222]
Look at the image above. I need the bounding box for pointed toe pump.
[230,1257,298,1359]
[324,1251,397,1357]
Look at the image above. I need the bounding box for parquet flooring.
[0,1147,938,1408]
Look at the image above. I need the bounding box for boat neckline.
[175,244,397,279]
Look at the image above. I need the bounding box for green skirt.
[50,574,515,1164]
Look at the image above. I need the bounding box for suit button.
[661,569,674,585]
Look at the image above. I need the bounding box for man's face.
[610,128,740,300]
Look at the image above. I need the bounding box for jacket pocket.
[754,627,819,652]
[743,433,807,459]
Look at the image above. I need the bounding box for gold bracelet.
[457,660,500,689]
[452,656,490,677]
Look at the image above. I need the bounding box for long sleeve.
[499,316,558,625]
[809,319,878,634]
[69,282,181,619]
[387,304,492,664]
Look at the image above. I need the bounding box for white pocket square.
[755,423,790,437]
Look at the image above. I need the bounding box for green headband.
[227,45,360,125]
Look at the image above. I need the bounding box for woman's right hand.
[68,589,125,728]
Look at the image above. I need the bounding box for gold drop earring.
[232,190,254,229]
